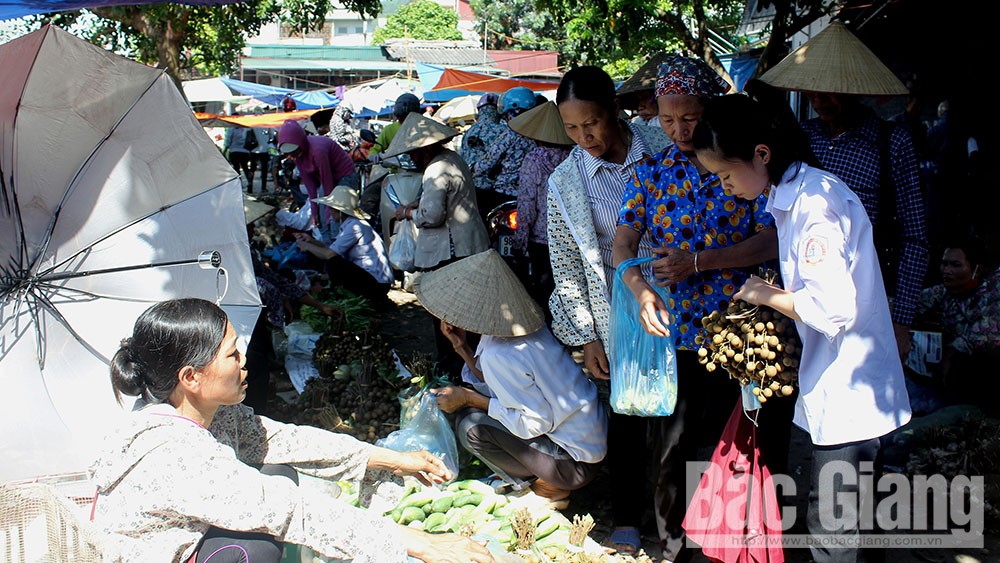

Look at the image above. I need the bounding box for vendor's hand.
[399,528,494,563]
[440,321,467,350]
[734,275,773,306]
[429,385,467,414]
[893,323,913,359]
[582,339,609,380]
[293,232,315,244]
[320,303,344,322]
[390,450,453,485]
[394,205,408,221]
[295,240,310,252]
[651,246,696,287]
[636,286,671,337]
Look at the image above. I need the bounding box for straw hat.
[312,186,370,220]
[508,101,574,146]
[617,51,671,98]
[381,112,459,158]
[759,21,908,96]
[243,194,276,225]
[413,249,544,337]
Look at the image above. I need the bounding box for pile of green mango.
[382,479,572,552]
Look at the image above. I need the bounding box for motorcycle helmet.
[393,93,421,121]
[499,87,537,118]
[477,93,499,109]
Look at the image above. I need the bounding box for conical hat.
[413,249,544,337]
[617,51,671,97]
[759,21,908,96]
[508,101,574,146]
[313,186,370,220]
[381,112,459,158]
[243,195,276,225]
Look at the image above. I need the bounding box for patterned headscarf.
[655,55,731,98]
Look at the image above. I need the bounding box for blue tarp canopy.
[0,0,238,20]
[220,77,340,110]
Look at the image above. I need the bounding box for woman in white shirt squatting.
[416,250,609,506]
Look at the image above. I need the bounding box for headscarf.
[654,55,731,98]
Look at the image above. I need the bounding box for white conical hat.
[381,112,459,158]
[313,186,369,220]
[760,21,908,96]
[413,249,544,337]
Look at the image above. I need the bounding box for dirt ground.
[269,284,996,563]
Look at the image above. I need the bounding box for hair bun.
[119,337,134,360]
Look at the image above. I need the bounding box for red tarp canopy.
[429,68,558,94]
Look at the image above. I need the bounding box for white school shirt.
[471,326,609,463]
[767,163,911,446]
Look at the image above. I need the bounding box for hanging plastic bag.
[387,218,417,272]
[608,256,678,416]
[376,391,460,479]
[682,400,784,563]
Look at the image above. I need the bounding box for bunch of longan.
[697,300,802,404]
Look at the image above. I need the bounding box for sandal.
[608,527,641,555]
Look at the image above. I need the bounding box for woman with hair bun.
[547,65,656,555]
[91,298,493,563]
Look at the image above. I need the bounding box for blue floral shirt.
[618,144,774,349]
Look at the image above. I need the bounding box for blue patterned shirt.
[473,124,537,197]
[618,144,774,350]
[801,111,929,326]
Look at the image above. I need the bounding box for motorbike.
[377,153,423,248]
[485,199,532,293]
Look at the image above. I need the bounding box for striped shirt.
[572,121,654,283]
[801,112,929,326]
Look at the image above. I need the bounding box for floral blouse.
[918,274,1000,354]
[618,144,774,350]
[89,403,407,563]
[474,124,537,197]
[514,144,571,252]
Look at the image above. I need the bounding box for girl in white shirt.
[691,94,911,563]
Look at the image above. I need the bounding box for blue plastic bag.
[376,391,460,479]
[608,256,678,416]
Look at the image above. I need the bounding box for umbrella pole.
[36,251,222,283]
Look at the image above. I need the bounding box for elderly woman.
[610,56,779,559]
[90,298,493,563]
[547,65,656,555]
[418,250,608,506]
[386,113,489,271]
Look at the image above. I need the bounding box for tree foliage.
[371,0,463,45]
[30,0,383,89]
[471,0,747,82]
[750,0,835,77]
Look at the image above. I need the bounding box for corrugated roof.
[247,45,388,62]
[383,41,495,67]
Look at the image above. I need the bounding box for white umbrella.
[435,94,479,125]
[0,26,262,483]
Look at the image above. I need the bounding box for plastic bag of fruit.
[378,391,460,479]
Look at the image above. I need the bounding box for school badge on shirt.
[802,235,828,265]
